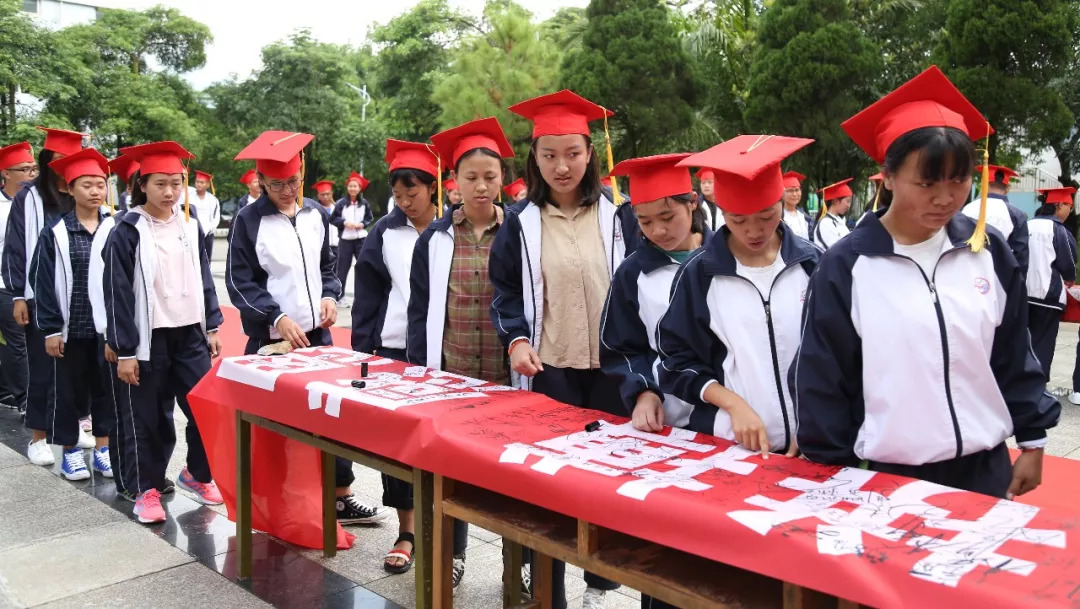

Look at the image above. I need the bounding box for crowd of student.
[0,65,1076,609]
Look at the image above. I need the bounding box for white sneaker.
[1069,392,1080,405]
[582,587,607,609]
[76,428,95,449]
[27,439,54,466]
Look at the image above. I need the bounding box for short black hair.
[1034,202,1057,217]
[524,135,602,207]
[882,126,976,183]
[388,168,437,206]
[129,172,147,207]
[454,148,507,176]
[32,148,74,217]
[634,193,706,247]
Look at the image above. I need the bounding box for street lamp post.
[345,82,371,173]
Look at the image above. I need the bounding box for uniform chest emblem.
[973,277,990,295]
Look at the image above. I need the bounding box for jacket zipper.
[287,211,318,334]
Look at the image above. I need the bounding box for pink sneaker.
[134,489,166,524]
[178,468,224,505]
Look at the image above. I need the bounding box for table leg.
[433,475,454,608]
[413,469,434,609]
[531,552,554,609]
[502,540,524,608]
[321,450,337,558]
[235,411,252,580]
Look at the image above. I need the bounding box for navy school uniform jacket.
[226,195,340,342]
[793,212,1060,467]
[103,207,223,362]
[962,193,1029,276]
[599,231,712,424]
[3,184,65,301]
[657,224,820,451]
[489,194,628,389]
[32,210,105,340]
[351,205,421,353]
[330,196,374,238]
[1025,216,1077,310]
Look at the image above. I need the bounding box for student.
[237,169,260,210]
[110,155,139,213]
[812,178,852,249]
[0,142,35,414]
[313,180,339,255]
[961,164,1029,275]
[780,171,813,239]
[227,131,387,526]
[444,178,462,207]
[1026,187,1077,381]
[104,141,225,523]
[695,168,724,231]
[32,148,114,481]
[503,177,527,203]
[493,89,627,609]
[330,173,373,308]
[191,171,221,258]
[856,172,886,226]
[4,128,85,465]
[405,119,515,589]
[795,65,1060,499]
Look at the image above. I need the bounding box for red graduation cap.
[820,178,854,202]
[503,178,527,198]
[842,66,992,164]
[0,142,33,169]
[108,155,140,182]
[1039,186,1077,205]
[239,169,257,185]
[37,127,85,157]
[443,178,458,192]
[978,164,1018,185]
[868,172,884,182]
[345,172,370,191]
[385,139,439,177]
[782,171,806,189]
[600,176,612,187]
[194,170,213,182]
[678,135,815,215]
[48,148,108,184]
[610,153,693,205]
[118,141,194,176]
[430,117,514,168]
[312,180,334,194]
[508,90,613,139]
[234,131,314,180]
[695,168,715,181]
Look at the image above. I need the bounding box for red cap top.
[346,172,369,191]
[312,180,334,194]
[430,117,514,168]
[118,141,194,176]
[782,171,806,189]
[978,164,1019,185]
[610,153,693,205]
[677,135,815,215]
[234,131,314,180]
[503,178,527,198]
[600,176,612,187]
[194,171,213,182]
[37,127,85,157]
[1039,186,1077,205]
[108,155,140,182]
[444,178,458,192]
[842,66,992,164]
[0,142,33,170]
[695,168,715,181]
[48,148,108,184]
[239,169,257,185]
[385,139,439,177]
[819,178,854,201]
[868,172,884,182]
[508,90,613,139]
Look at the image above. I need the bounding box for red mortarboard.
[1039,187,1077,205]
[48,148,108,184]
[443,178,458,192]
[819,178,854,202]
[610,153,693,205]
[842,65,992,164]
[312,180,334,194]
[695,168,715,181]
[239,169,257,185]
[782,171,806,189]
[194,170,213,182]
[234,131,314,180]
[678,135,815,215]
[0,142,33,169]
[37,127,85,157]
[108,155,140,182]
[503,178,527,198]
[385,139,439,177]
[868,172,884,182]
[600,176,612,187]
[118,141,194,176]
[345,172,370,191]
[430,117,514,168]
[508,90,613,139]
[978,164,1018,186]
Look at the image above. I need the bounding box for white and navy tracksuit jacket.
[89,212,122,336]
[33,210,106,341]
[782,208,814,240]
[1026,216,1077,311]
[813,213,849,250]
[3,184,52,301]
[226,196,340,342]
[330,197,374,241]
[962,193,1029,275]
[793,212,1060,467]
[599,233,712,425]
[104,208,223,361]
[657,225,820,451]
[699,200,725,232]
[352,205,421,354]
[489,195,628,390]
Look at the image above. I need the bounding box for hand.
[509,341,543,377]
[1068,285,1080,301]
[45,335,64,358]
[785,437,799,458]
[103,344,117,364]
[13,300,28,326]
[208,332,222,359]
[1007,449,1044,499]
[728,400,770,458]
[632,391,664,432]
[275,315,310,348]
[320,299,337,328]
[117,358,139,385]
[344,222,358,230]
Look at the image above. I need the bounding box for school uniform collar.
[848,209,977,256]
[988,192,1009,202]
[451,204,503,229]
[253,194,322,217]
[637,228,714,274]
[381,204,411,230]
[699,222,814,277]
[63,209,105,234]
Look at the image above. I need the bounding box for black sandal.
[383,532,415,574]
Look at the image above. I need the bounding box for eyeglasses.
[7,166,37,175]
[265,177,301,193]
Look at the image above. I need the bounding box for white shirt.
[892,228,949,278]
[190,190,221,236]
[736,253,786,297]
[783,208,809,239]
[321,205,339,247]
[340,200,369,240]
[814,214,850,249]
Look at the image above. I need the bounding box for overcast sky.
[98,0,588,90]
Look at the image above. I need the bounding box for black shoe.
[117,488,138,503]
[158,479,175,494]
[336,494,390,524]
[452,553,466,591]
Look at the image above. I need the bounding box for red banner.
[188,339,1080,609]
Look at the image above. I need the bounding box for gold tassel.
[871,182,882,213]
[600,108,623,205]
[966,123,992,252]
[298,152,305,212]
[819,197,828,220]
[107,175,116,213]
[209,176,216,197]
[182,162,190,222]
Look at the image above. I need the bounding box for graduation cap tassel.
[871,181,882,213]
[436,155,443,219]
[299,152,306,212]
[600,109,623,206]
[819,194,828,221]
[967,123,992,253]
[107,175,116,214]
[182,161,190,222]
[209,176,216,197]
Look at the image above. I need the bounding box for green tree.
[540,7,587,51]
[560,0,700,159]
[744,0,881,188]
[856,0,946,92]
